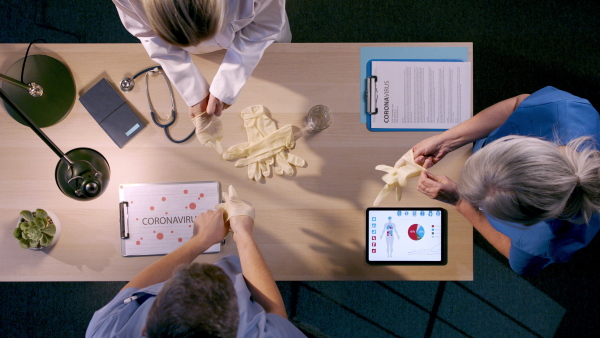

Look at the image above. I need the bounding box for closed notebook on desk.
[79,78,145,148]
[119,181,221,256]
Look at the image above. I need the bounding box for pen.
[123,295,138,304]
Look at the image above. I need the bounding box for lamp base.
[55,148,110,201]
[1,55,75,128]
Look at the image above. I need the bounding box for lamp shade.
[55,148,110,201]
[1,53,110,201]
[1,54,75,127]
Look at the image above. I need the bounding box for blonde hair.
[143,0,224,46]
[459,135,600,225]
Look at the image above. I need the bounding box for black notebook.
[79,78,145,148]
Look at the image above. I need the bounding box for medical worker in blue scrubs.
[410,87,600,275]
[86,188,305,337]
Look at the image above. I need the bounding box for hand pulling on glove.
[192,112,224,154]
[373,149,426,206]
[215,185,255,221]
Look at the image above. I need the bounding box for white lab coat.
[112,0,290,107]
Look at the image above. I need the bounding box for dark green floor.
[1,1,600,337]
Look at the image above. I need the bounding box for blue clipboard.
[359,46,470,124]
[366,59,466,132]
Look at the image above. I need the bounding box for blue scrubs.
[473,87,600,275]
[85,255,305,338]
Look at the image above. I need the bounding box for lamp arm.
[0,87,73,166]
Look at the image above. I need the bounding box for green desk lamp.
[0,54,110,200]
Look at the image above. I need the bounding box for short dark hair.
[145,263,239,338]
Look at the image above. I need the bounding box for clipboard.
[119,181,221,256]
[366,59,471,132]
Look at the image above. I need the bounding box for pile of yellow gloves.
[223,105,305,181]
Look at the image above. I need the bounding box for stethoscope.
[120,66,195,144]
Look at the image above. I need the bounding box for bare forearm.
[234,232,287,319]
[438,94,530,151]
[456,200,511,258]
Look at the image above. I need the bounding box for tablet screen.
[366,208,447,265]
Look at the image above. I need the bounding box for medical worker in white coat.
[112,0,291,118]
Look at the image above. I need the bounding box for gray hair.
[459,135,600,225]
[142,0,224,47]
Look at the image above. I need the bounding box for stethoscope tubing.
[120,66,195,144]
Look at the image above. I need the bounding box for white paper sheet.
[370,61,471,130]
[119,181,220,256]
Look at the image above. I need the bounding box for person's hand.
[417,171,460,205]
[229,215,254,239]
[189,209,228,247]
[192,112,224,154]
[189,96,209,119]
[411,135,452,169]
[216,185,255,221]
[206,94,231,117]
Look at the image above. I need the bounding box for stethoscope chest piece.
[119,66,195,144]
[120,77,135,92]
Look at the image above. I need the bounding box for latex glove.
[192,112,223,154]
[238,105,279,180]
[223,124,294,163]
[373,149,426,206]
[242,150,306,179]
[241,105,278,141]
[224,123,305,180]
[224,106,306,181]
[273,151,306,176]
[215,185,255,221]
[242,105,306,179]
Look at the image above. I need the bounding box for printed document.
[370,61,471,130]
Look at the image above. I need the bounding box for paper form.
[119,181,221,256]
[369,61,471,130]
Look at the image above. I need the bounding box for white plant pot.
[16,209,62,250]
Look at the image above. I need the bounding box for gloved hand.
[373,149,426,206]
[215,185,255,221]
[192,112,223,154]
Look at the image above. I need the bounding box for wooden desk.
[0,43,473,281]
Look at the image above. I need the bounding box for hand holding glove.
[192,112,223,154]
[373,149,426,206]
[215,185,255,221]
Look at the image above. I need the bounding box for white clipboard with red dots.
[119,181,221,256]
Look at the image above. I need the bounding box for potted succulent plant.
[14,209,61,250]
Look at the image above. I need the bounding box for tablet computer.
[366,207,447,265]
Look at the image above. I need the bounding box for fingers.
[417,171,460,205]
[417,171,441,197]
[423,157,436,169]
[413,154,436,169]
[228,185,237,199]
[190,97,209,119]
[206,94,228,117]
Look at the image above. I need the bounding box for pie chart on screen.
[408,224,425,240]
